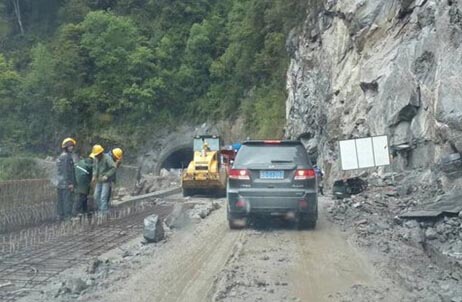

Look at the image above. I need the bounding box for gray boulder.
[143,214,165,243]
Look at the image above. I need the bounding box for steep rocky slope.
[285,0,462,189]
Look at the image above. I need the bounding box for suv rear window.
[234,144,311,166]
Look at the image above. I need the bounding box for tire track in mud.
[207,231,247,301]
[170,228,246,302]
[290,200,407,302]
[291,223,375,301]
[99,201,244,302]
[91,198,407,302]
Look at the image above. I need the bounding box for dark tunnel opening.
[160,148,194,171]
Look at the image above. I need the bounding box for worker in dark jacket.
[56,138,76,220]
[314,165,324,196]
[107,148,123,203]
[74,155,93,214]
[91,145,116,214]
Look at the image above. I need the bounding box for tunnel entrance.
[159,147,193,171]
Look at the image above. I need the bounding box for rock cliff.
[285,0,462,188]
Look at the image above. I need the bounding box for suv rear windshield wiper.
[270,160,293,163]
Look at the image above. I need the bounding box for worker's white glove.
[101,176,108,182]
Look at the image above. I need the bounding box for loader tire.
[182,188,191,197]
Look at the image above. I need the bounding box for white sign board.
[339,136,390,171]
[372,136,390,166]
[339,140,358,170]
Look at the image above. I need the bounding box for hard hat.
[203,142,209,147]
[89,144,104,158]
[62,137,76,148]
[112,148,123,160]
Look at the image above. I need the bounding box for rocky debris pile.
[327,177,462,301]
[422,216,462,264]
[132,169,180,196]
[53,258,113,299]
[185,199,221,223]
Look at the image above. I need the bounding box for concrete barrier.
[112,187,181,208]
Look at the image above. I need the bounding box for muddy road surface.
[85,196,400,302]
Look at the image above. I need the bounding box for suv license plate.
[260,170,284,179]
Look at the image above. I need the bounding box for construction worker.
[314,165,325,196]
[90,144,115,214]
[201,142,210,157]
[107,148,124,203]
[112,148,123,168]
[56,138,76,220]
[74,153,94,215]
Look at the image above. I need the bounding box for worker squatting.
[56,137,123,220]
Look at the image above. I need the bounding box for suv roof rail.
[194,135,220,139]
[242,140,301,145]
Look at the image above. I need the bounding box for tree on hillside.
[0,54,22,149]
[11,0,24,34]
[80,11,141,112]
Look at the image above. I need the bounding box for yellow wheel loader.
[181,135,227,197]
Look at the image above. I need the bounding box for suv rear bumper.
[227,188,317,216]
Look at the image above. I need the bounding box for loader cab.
[193,135,222,152]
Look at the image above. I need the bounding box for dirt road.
[94,197,401,302]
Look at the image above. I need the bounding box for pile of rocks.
[132,169,180,195]
[327,175,462,301]
[328,179,462,261]
[186,200,221,223]
[422,217,462,264]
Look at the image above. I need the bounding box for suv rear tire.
[298,215,317,230]
[227,207,247,229]
[228,218,245,229]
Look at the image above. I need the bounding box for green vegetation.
[0,0,307,154]
[0,157,45,181]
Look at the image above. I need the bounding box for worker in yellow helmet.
[111,148,123,167]
[56,138,77,220]
[91,146,124,213]
[90,144,112,214]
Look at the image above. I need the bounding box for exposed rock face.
[285,0,462,187]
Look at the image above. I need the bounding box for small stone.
[255,279,267,287]
[425,228,438,240]
[436,223,446,234]
[261,255,270,261]
[87,259,102,274]
[122,250,131,258]
[355,219,368,226]
[404,220,420,229]
[68,278,88,294]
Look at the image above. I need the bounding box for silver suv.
[227,140,318,229]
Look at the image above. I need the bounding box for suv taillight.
[229,169,250,180]
[294,169,315,180]
[264,140,281,144]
